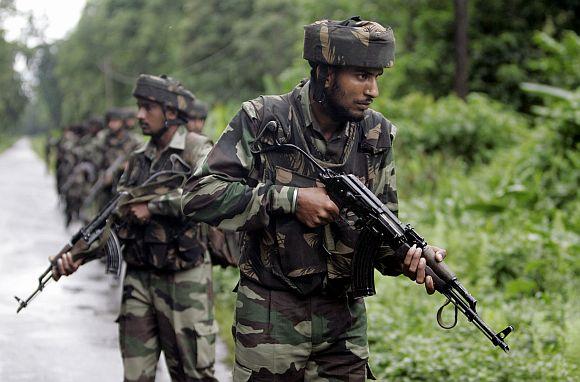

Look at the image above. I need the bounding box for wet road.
[0,139,231,381]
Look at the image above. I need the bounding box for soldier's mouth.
[355,99,373,108]
[355,102,372,110]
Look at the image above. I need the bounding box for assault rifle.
[258,140,514,352]
[15,163,189,314]
[15,192,123,313]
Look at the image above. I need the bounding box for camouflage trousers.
[118,262,218,382]
[232,278,372,381]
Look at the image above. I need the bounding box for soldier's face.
[124,117,136,128]
[325,66,383,122]
[108,118,124,133]
[137,100,165,136]
[186,118,205,134]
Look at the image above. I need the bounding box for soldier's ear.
[325,67,336,89]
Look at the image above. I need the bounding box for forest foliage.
[0,0,27,132]
[9,0,577,131]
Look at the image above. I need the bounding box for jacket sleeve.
[146,132,213,217]
[180,100,297,231]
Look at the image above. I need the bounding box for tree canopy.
[0,0,27,130]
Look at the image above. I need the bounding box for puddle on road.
[62,286,84,293]
[87,274,107,282]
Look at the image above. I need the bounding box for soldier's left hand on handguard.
[402,245,447,295]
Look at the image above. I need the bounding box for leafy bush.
[367,278,578,381]
[528,31,580,90]
[377,92,529,164]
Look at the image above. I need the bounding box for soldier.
[179,17,447,381]
[90,107,142,211]
[65,117,105,224]
[57,123,90,226]
[186,100,208,134]
[121,106,138,130]
[53,74,218,381]
[86,116,105,137]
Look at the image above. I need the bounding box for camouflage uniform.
[56,124,92,225]
[63,118,105,224]
[116,75,218,382]
[90,111,143,210]
[178,18,400,381]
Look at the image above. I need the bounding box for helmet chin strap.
[152,105,180,139]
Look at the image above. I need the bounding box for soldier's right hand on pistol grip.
[295,187,339,228]
[50,252,81,280]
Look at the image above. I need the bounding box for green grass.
[213,267,238,365]
[30,134,47,159]
[0,134,17,153]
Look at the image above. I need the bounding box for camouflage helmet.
[303,16,395,68]
[132,74,195,119]
[187,100,208,120]
[105,107,126,123]
[119,106,136,120]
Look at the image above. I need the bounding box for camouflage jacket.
[56,133,83,194]
[85,129,142,183]
[181,80,401,295]
[116,126,212,271]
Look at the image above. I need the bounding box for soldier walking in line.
[88,108,143,212]
[186,100,209,134]
[53,74,219,382]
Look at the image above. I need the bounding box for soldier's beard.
[323,81,364,123]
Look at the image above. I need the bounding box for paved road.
[0,139,231,381]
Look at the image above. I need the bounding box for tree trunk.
[454,0,469,99]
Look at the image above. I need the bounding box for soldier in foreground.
[179,17,447,381]
[53,74,218,382]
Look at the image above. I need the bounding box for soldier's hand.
[295,187,339,228]
[402,245,447,295]
[50,252,82,280]
[128,202,151,224]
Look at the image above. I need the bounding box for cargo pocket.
[233,361,253,381]
[193,320,219,369]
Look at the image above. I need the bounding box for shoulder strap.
[254,94,293,146]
